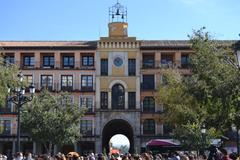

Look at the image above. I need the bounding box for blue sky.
[0,0,239,40]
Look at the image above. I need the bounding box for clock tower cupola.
[108,1,128,37]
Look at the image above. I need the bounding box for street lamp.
[200,123,206,155]
[7,72,35,152]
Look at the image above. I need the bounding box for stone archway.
[102,119,134,153]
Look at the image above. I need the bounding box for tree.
[118,145,129,154]
[156,28,239,150]
[21,90,86,154]
[156,69,217,151]
[187,28,239,131]
[0,48,19,105]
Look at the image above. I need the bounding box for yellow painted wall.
[112,66,125,76]
[100,77,137,90]
[128,51,137,58]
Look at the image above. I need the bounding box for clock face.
[114,57,123,67]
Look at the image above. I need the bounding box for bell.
[121,14,124,19]
[116,9,120,15]
[112,14,114,19]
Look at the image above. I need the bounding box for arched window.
[112,84,125,109]
[143,119,155,135]
[143,97,155,112]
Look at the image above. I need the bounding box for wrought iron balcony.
[141,60,188,69]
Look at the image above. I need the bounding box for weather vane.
[109,0,127,23]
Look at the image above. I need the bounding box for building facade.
[0,2,236,155]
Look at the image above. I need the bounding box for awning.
[146,139,180,147]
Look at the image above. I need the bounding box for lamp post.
[201,123,206,155]
[7,72,35,152]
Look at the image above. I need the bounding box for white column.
[124,53,128,76]
[108,53,112,75]
[12,141,16,155]
[96,52,100,76]
[95,138,102,154]
[136,78,141,109]
[33,142,36,154]
[96,78,100,109]
[54,145,58,154]
[74,143,78,152]
[154,74,156,90]
[108,92,111,109]
[125,92,128,109]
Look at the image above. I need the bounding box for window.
[81,75,93,91]
[181,54,190,68]
[80,97,93,112]
[23,56,34,67]
[41,75,53,90]
[61,95,74,106]
[24,75,33,85]
[163,124,173,136]
[142,55,155,68]
[63,56,74,68]
[82,56,94,67]
[101,92,108,109]
[128,92,136,109]
[161,54,174,67]
[61,75,73,91]
[101,59,108,76]
[112,84,125,109]
[143,119,155,134]
[161,75,168,85]
[0,120,11,135]
[6,101,13,112]
[141,75,155,90]
[0,101,13,113]
[128,59,136,76]
[43,56,54,68]
[80,120,93,135]
[143,97,155,112]
[4,56,14,64]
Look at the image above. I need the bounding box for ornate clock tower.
[95,1,141,154]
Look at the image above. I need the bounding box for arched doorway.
[102,119,134,153]
[109,134,130,154]
[112,84,125,109]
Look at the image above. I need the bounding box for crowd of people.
[0,147,239,160]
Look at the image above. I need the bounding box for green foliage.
[188,27,239,131]
[174,121,218,151]
[156,69,202,126]
[0,51,19,105]
[103,148,107,156]
[0,124,3,134]
[21,89,86,154]
[118,145,129,154]
[156,28,239,150]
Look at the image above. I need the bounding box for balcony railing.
[0,103,17,113]
[0,107,17,114]
[0,130,11,135]
[15,61,96,70]
[141,83,155,90]
[80,130,93,136]
[33,83,95,92]
[141,60,190,69]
